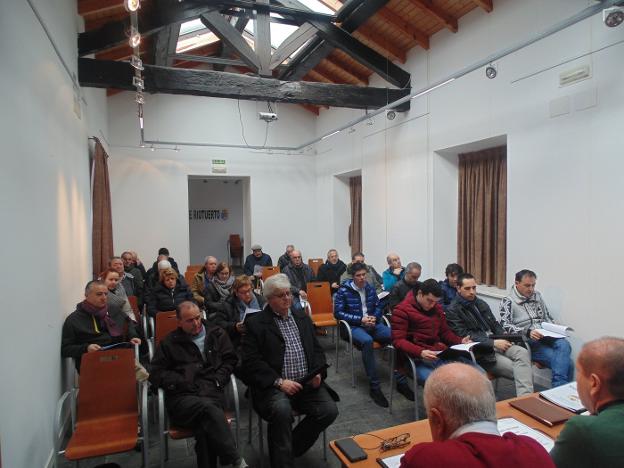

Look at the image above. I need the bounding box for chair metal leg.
[388,346,395,414]
[407,357,420,421]
[335,328,340,373]
[158,389,166,468]
[258,414,264,468]
[323,429,327,461]
[141,382,149,468]
[350,340,355,388]
[247,402,253,444]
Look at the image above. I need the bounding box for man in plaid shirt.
[242,274,339,468]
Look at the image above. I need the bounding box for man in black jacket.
[282,249,315,301]
[241,274,339,468]
[316,249,347,295]
[388,262,422,312]
[149,301,245,468]
[277,244,295,270]
[446,273,533,396]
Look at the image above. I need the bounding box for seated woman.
[146,267,193,318]
[100,268,137,323]
[215,275,265,353]
[203,262,234,318]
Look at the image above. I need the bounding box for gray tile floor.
[58,333,520,468]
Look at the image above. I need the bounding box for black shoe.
[396,381,415,401]
[369,388,389,408]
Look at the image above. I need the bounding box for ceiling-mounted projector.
[259,112,278,122]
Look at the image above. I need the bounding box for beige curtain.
[457,146,507,288]
[91,138,114,278]
[349,176,362,255]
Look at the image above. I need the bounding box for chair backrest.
[307,258,324,276]
[261,266,280,281]
[229,234,243,257]
[184,270,196,286]
[127,295,139,314]
[155,311,178,346]
[306,281,333,316]
[77,349,137,423]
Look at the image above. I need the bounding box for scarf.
[456,295,491,332]
[203,271,213,290]
[236,294,261,321]
[80,300,122,337]
[213,276,234,300]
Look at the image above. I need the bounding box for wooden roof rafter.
[406,0,458,33]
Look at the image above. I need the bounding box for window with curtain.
[91,138,114,278]
[349,175,362,256]
[457,146,507,289]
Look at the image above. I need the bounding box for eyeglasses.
[273,292,292,299]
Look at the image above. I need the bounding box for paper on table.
[242,308,262,321]
[540,382,585,413]
[376,453,403,468]
[536,322,574,339]
[378,291,390,300]
[497,417,554,452]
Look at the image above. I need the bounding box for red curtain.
[457,146,507,288]
[91,138,114,278]
[349,176,362,255]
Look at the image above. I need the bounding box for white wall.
[107,93,321,271]
[188,177,245,264]
[313,0,624,346]
[0,1,108,467]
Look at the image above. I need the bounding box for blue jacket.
[382,267,405,291]
[334,280,383,326]
[439,279,457,312]
[243,253,273,276]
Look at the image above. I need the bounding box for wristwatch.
[274,377,284,389]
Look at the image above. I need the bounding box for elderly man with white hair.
[399,363,555,467]
[382,252,405,291]
[241,274,339,468]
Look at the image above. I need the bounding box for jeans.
[350,323,395,389]
[529,338,574,387]
[415,356,482,383]
[254,385,338,468]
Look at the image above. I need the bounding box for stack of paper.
[536,322,573,339]
[540,382,585,413]
[497,417,554,451]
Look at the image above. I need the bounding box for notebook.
[509,397,575,427]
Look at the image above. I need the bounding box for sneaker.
[369,388,389,408]
[396,381,415,401]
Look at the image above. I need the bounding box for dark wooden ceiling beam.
[254,0,272,76]
[215,13,250,71]
[270,23,318,70]
[78,0,123,16]
[171,54,247,67]
[406,0,458,33]
[154,23,181,66]
[78,58,411,109]
[202,0,335,22]
[471,0,493,13]
[376,7,430,50]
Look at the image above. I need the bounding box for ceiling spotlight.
[386,110,396,120]
[604,7,624,28]
[124,0,141,12]
[485,63,497,79]
[129,30,141,48]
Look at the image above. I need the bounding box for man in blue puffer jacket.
[335,263,408,407]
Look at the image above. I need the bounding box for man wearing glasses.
[241,274,339,468]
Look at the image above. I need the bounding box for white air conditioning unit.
[559,65,591,87]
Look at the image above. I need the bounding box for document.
[378,291,390,300]
[99,342,132,351]
[376,453,404,468]
[433,342,481,360]
[242,308,262,321]
[540,382,585,413]
[497,417,554,452]
[536,322,573,338]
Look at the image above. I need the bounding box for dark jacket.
[334,279,383,326]
[215,293,266,349]
[282,263,315,296]
[146,280,193,318]
[243,253,273,276]
[391,291,462,358]
[149,322,237,408]
[388,279,419,312]
[439,278,458,312]
[316,260,347,293]
[277,252,291,270]
[241,306,328,392]
[61,302,139,371]
[340,263,383,293]
[120,270,143,300]
[145,258,181,291]
[202,282,232,317]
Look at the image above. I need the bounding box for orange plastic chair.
[184,270,196,286]
[55,348,148,466]
[306,282,337,330]
[307,258,324,276]
[228,234,244,267]
[261,266,280,281]
[148,311,178,359]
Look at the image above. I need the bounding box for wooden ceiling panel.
[329,50,373,79]
[318,59,366,86]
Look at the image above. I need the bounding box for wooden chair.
[306,282,337,338]
[184,269,196,286]
[54,348,149,467]
[228,234,244,267]
[307,258,324,276]
[261,266,280,281]
[148,311,178,359]
[127,295,147,336]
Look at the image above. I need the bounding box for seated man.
[282,250,315,301]
[316,249,347,295]
[340,251,383,294]
[149,301,246,468]
[438,263,464,312]
[241,274,338,468]
[382,252,405,292]
[400,363,555,467]
[550,337,624,467]
[157,247,180,272]
[243,244,273,276]
[121,251,145,285]
[61,280,141,372]
[277,244,295,270]
[334,263,400,406]
[129,250,147,277]
[191,256,218,308]
[392,279,472,383]
[447,273,533,396]
[500,269,573,388]
[110,256,143,299]
[388,262,422,313]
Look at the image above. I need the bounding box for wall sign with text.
[189,209,229,221]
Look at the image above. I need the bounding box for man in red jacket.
[400,363,555,467]
[391,279,473,382]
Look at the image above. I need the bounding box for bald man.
[399,363,554,467]
[550,337,624,467]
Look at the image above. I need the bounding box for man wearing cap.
[244,244,273,276]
